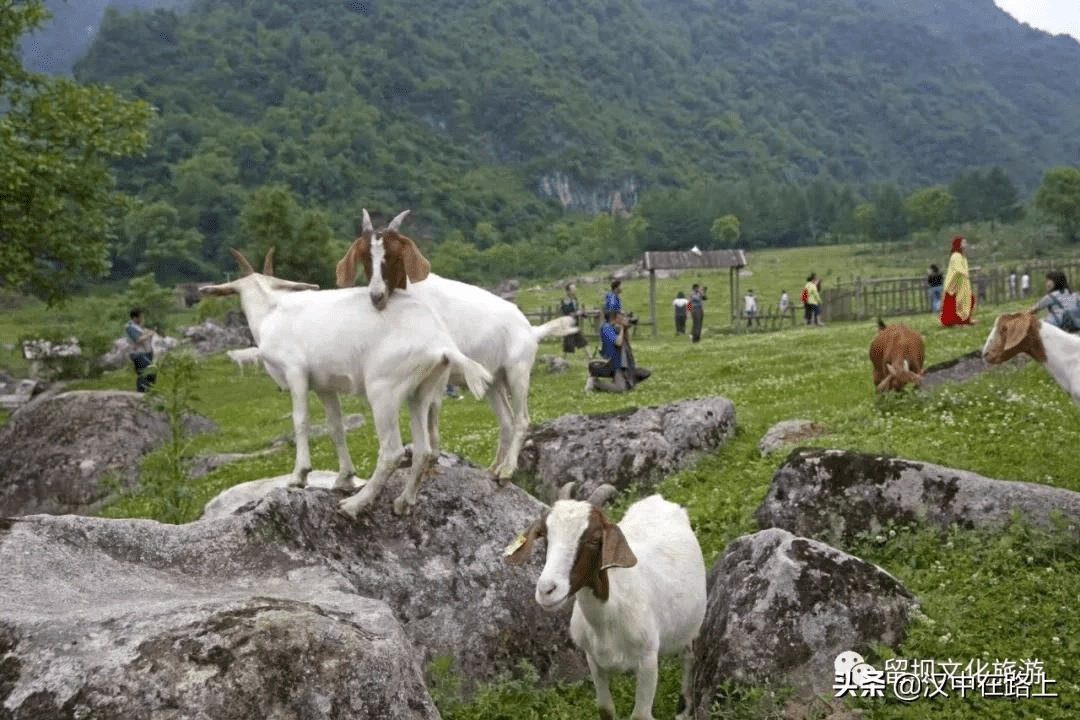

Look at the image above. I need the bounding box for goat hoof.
[392,496,414,516]
[336,496,366,520]
[334,475,359,492]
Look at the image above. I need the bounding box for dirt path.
[921,350,993,388]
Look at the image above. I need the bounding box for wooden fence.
[523,258,1080,335]
[821,260,1080,323]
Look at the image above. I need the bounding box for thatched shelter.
[640,249,748,336]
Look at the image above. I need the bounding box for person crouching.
[585,311,651,392]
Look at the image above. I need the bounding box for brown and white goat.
[869,319,925,391]
[336,209,576,480]
[982,310,1080,407]
[505,495,706,720]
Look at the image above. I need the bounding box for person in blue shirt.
[125,308,157,392]
[603,279,622,318]
[1032,270,1080,332]
[585,310,651,392]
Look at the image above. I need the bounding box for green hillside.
[42,0,1080,283]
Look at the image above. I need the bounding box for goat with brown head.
[336,209,431,309]
[982,310,1047,365]
[505,495,705,720]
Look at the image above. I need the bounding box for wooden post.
[649,269,657,337]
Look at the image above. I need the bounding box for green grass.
[3,231,1080,719]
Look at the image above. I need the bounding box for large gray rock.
[0,456,586,718]
[690,528,917,713]
[183,316,254,356]
[757,419,828,456]
[756,448,1080,546]
[0,507,438,719]
[101,333,180,370]
[217,454,584,685]
[517,397,736,502]
[0,390,216,517]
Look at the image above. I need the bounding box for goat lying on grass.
[336,209,577,481]
[982,310,1080,407]
[225,346,261,375]
[200,249,492,518]
[869,319,925,391]
[506,495,707,720]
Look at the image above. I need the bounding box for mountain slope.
[50,0,1080,267]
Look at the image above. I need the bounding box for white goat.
[225,346,262,375]
[982,310,1080,407]
[200,249,492,518]
[336,209,577,480]
[505,495,707,720]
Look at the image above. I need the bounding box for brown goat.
[869,319,925,391]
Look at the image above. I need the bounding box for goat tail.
[446,349,493,400]
[533,315,578,340]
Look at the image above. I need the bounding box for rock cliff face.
[537,172,639,215]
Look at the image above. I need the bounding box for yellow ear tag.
[503,534,526,557]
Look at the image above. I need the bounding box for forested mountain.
[29,0,1080,283]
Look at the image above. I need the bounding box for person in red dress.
[940,235,977,326]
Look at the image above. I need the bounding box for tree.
[113,201,207,283]
[237,185,334,286]
[903,186,955,234]
[710,214,741,247]
[1034,167,1080,243]
[0,0,154,305]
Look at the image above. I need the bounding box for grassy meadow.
[2,230,1079,719]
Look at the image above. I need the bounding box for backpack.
[801,287,809,304]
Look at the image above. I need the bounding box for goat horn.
[229,248,257,276]
[263,247,275,276]
[388,209,411,233]
[361,209,373,234]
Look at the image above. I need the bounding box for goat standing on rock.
[506,495,707,720]
[869,319,925,391]
[200,249,492,518]
[336,209,577,481]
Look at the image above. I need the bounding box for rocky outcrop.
[183,315,254,356]
[756,448,1080,546]
[0,507,438,719]
[757,419,829,456]
[0,390,216,517]
[517,396,736,502]
[537,172,639,216]
[100,333,180,371]
[0,456,585,718]
[690,528,917,713]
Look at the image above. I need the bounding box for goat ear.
[229,248,257,276]
[399,234,431,283]
[336,236,368,288]
[503,518,546,565]
[600,522,637,570]
[1003,314,1032,353]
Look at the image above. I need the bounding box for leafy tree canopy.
[1,0,154,306]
